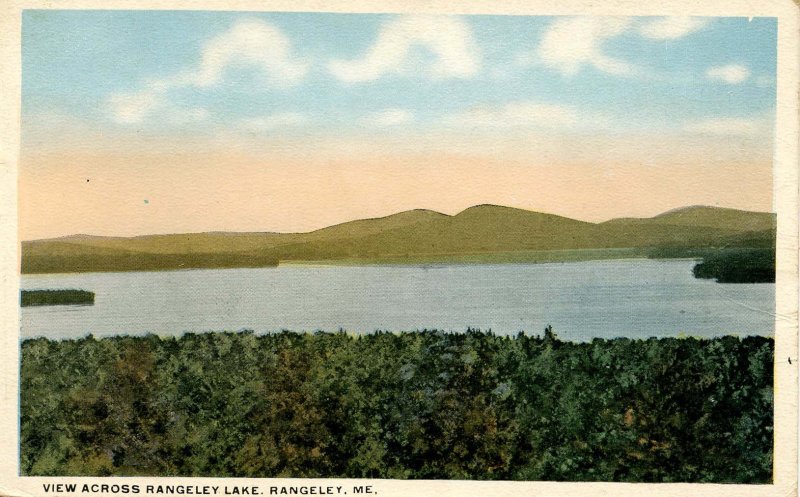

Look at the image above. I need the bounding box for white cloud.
[238,112,309,132]
[524,16,712,78]
[106,18,307,124]
[684,117,764,136]
[706,64,750,84]
[442,101,606,130]
[359,109,414,127]
[638,17,710,39]
[106,88,209,125]
[106,89,165,124]
[189,18,309,88]
[328,15,480,83]
[537,17,635,76]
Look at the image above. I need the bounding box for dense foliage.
[693,248,775,283]
[21,329,773,482]
[21,289,94,307]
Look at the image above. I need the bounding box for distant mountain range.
[21,205,776,274]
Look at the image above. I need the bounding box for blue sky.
[18,11,779,239]
[22,11,776,140]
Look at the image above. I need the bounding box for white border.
[0,1,797,496]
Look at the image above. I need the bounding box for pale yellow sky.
[19,131,773,240]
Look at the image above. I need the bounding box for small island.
[21,289,95,307]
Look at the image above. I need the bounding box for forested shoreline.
[22,205,775,275]
[692,248,776,283]
[21,329,773,482]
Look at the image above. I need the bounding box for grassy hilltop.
[21,205,776,274]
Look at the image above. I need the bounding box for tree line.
[21,329,773,482]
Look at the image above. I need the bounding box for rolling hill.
[21,205,776,274]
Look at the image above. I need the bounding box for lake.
[20,259,775,341]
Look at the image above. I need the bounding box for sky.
[19,11,777,239]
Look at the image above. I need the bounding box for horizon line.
[21,203,777,243]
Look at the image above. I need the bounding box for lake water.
[20,259,775,341]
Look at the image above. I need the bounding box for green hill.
[603,206,776,231]
[21,205,776,274]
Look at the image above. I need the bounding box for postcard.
[0,1,797,496]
